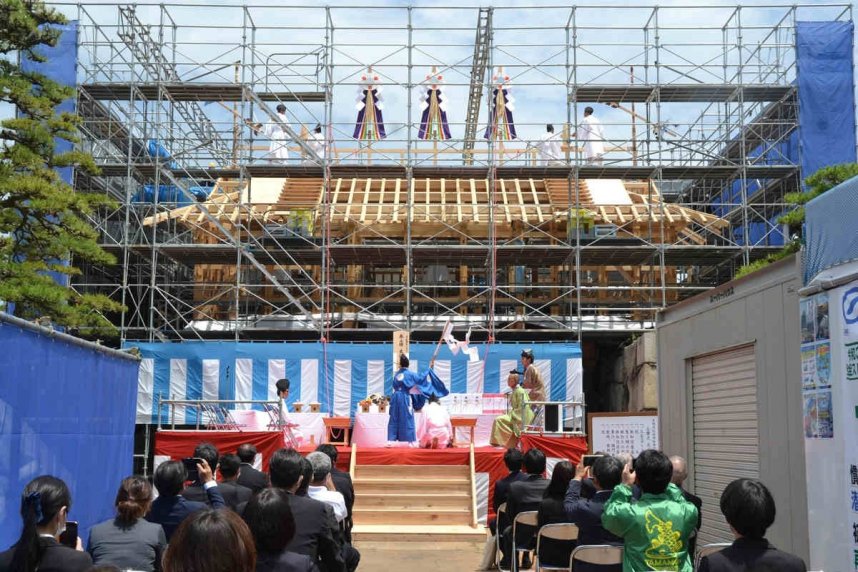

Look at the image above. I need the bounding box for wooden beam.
[359,178,371,223]
[344,178,357,222]
[469,178,479,222]
[528,179,544,223]
[440,178,446,221]
[377,178,387,222]
[425,177,431,222]
[392,178,401,223]
[330,178,343,221]
[455,179,463,223]
[500,179,512,223]
[514,179,527,220]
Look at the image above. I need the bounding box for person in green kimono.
[490,370,535,448]
[602,449,698,572]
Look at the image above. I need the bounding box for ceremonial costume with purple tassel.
[484,86,517,141]
[353,72,386,140]
[418,71,452,141]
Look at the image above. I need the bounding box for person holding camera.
[602,449,698,572]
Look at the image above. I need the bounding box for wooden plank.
[514,179,527,220]
[359,178,372,223]
[598,205,610,223]
[528,179,544,224]
[425,178,431,222]
[469,178,479,222]
[455,179,463,223]
[440,178,446,221]
[330,178,343,221]
[345,178,358,222]
[632,205,643,222]
[500,179,512,223]
[377,178,387,222]
[393,178,401,223]
[663,204,674,223]
[615,205,626,224]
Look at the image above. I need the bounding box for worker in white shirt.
[305,123,327,165]
[576,106,606,164]
[536,123,563,166]
[305,452,348,523]
[260,103,290,163]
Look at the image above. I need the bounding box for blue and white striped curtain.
[130,341,582,424]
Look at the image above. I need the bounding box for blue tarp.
[0,314,139,550]
[804,174,858,283]
[796,21,857,177]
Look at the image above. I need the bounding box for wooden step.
[354,464,470,478]
[353,478,470,495]
[354,492,471,510]
[352,524,486,544]
[352,507,472,526]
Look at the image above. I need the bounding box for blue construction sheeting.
[804,174,858,284]
[796,21,857,178]
[128,341,583,424]
[0,313,139,550]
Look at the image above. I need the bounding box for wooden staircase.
[350,449,486,543]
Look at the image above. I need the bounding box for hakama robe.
[387,367,448,442]
[263,112,291,163]
[490,385,534,448]
[418,401,453,448]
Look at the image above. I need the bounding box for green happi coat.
[602,483,699,572]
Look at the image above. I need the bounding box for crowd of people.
[0,442,357,572]
[487,447,806,572]
[0,436,807,572]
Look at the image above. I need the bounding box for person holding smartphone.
[146,457,225,542]
[0,475,92,572]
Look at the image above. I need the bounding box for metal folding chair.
[694,542,731,569]
[570,545,623,571]
[534,523,578,571]
[496,503,508,571]
[511,510,539,572]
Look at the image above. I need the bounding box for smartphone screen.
[582,454,604,467]
[182,457,203,485]
[59,521,77,548]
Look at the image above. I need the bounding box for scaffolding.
[61,2,853,343]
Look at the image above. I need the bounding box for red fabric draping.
[520,434,589,463]
[155,431,285,471]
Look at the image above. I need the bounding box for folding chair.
[570,545,623,571]
[694,542,731,569]
[511,510,539,572]
[263,403,300,446]
[534,523,578,571]
[496,503,509,571]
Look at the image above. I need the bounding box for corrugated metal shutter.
[691,344,759,546]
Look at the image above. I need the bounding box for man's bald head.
[670,455,688,486]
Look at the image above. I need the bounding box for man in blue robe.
[387,354,448,442]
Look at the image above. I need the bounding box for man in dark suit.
[490,448,526,535]
[564,455,623,571]
[699,478,805,572]
[671,455,703,556]
[236,442,269,492]
[269,448,346,572]
[499,448,549,570]
[181,442,220,504]
[216,453,253,512]
[317,443,355,543]
[147,458,225,541]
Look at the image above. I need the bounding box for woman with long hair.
[536,461,576,568]
[162,509,256,572]
[0,475,92,572]
[87,476,167,571]
[243,488,318,572]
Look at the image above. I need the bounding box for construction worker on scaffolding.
[576,106,606,164]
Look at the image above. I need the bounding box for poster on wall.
[588,412,659,456]
[802,390,834,439]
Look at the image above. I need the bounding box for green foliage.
[736,163,858,279]
[0,0,123,334]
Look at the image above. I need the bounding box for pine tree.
[0,0,123,334]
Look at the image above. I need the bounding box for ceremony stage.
[153,430,587,524]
